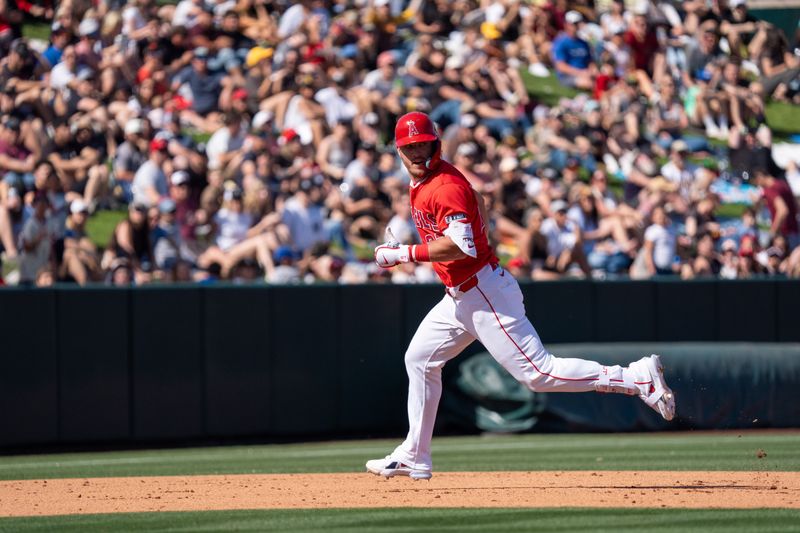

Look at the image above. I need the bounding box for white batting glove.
[374,243,412,268]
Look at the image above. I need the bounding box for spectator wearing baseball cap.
[42,24,73,67]
[131,138,170,207]
[725,0,760,53]
[263,244,301,284]
[61,199,101,285]
[246,46,274,69]
[540,198,592,277]
[152,198,183,274]
[359,50,404,116]
[659,140,700,214]
[170,46,226,132]
[76,17,101,63]
[0,116,36,195]
[242,46,281,114]
[498,157,528,226]
[168,170,199,244]
[227,87,251,118]
[113,119,148,204]
[552,11,596,90]
[719,238,739,279]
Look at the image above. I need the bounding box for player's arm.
[426,237,467,262]
[374,235,466,267]
[375,184,479,268]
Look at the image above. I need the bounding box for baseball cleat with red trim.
[631,354,676,421]
[366,456,432,480]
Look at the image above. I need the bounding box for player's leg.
[367,294,474,478]
[463,267,674,419]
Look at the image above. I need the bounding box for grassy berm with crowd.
[1,0,800,287]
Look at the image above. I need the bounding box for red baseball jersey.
[409,161,497,287]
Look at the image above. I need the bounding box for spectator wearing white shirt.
[343,142,379,195]
[205,112,247,171]
[114,119,147,203]
[540,199,591,276]
[357,51,403,115]
[49,45,78,90]
[282,75,326,147]
[315,70,358,128]
[172,0,203,29]
[660,140,699,213]
[18,192,55,285]
[213,188,253,252]
[121,0,149,40]
[132,138,169,208]
[600,0,628,39]
[281,182,327,253]
[642,205,677,276]
[197,186,277,278]
[277,0,310,39]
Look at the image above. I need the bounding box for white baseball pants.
[392,264,636,471]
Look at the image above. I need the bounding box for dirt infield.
[1,471,798,517]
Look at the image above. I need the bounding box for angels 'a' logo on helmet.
[406,120,420,137]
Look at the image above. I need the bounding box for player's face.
[398,141,435,180]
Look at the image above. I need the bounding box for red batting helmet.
[395,112,438,147]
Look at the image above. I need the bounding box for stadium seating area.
[0,0,799,286]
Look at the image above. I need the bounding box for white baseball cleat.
[366,456,432,480]
[631,354,676,421]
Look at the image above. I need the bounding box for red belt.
[446,263,498,296]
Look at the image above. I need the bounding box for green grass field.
[0,433,798,481]
[0,432,798,531]
[2,508,799,533]
[85,208,127,249]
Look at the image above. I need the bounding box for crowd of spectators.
[1,0,799,287]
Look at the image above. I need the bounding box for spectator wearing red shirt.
[624,13,664,92]
[754,169,799,248]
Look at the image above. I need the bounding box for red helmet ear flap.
[425,139,442,170]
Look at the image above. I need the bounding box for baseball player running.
[366,112,675,480]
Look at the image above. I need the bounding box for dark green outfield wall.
[0,280,798,448]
